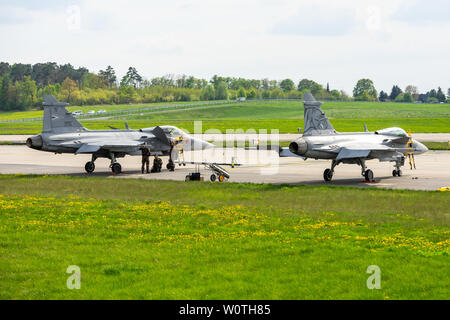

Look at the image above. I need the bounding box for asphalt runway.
[0,145,449,191]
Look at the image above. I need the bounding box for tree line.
[0,62,448,111]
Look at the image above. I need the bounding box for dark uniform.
[140,146,150,173]
[151,155,163,173]
[167,142,175,171]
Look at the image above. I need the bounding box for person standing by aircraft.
[140,142,150,174]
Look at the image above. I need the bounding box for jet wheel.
[393,169,402,177]
[85,161,95,173]
[218,175,225,182]
[210,174,217,182]
[111,163,122,174]
[364,169,374,181]
[323,168,333,182]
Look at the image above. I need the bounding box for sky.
[0,0,449,94]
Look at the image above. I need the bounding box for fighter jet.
[285,93,428,182]
[26,95,213,174]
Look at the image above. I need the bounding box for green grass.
[122,100,450,121]
[0,100,226,121]
[0,100,449,134]
[0,175,448,299]
[1,118,449,135]
[423,142,450,150]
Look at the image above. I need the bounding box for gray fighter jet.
[285,93,428,182]
[26,95,213,174]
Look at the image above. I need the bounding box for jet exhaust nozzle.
[289,138,308,155]
[26,135,43,150]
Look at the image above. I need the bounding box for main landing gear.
[322,159,375,182]
[358,159,374,182]
[85,154,97,174]
[109,153,122,174]
[84,153,122,174]
[323,160,339,182]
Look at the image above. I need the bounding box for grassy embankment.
[0,100,449,134]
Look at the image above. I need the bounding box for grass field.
[0,175,448,299]
[0,100,449,134]
[1,118,449,135]
[0,100,211,121]
[424,142,450,150]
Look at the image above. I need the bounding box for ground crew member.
[140,143,150,174]
[151,155,163,173]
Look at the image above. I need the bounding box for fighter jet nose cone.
[413,140,428,154]
[203,141,215,149]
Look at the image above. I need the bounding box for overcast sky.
[0,0,449,94]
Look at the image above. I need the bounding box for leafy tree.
[8,81,22,109]
[355,90,376,101]
[215,81,228,100]
[200,85,215,100]
[402,92,414,102]
[298,79,323,94]
[447,88,450,99]
[379,90,388,102]
[261,90,270,99]
[405,85,418,100]
[270,88,284,99]
[10,63,32,82]
[280,79,295,92]
[237,87,246,98]
[81,73,108,89]
[121,67,142,88]
[261,78,269,90]
[31,62,58,87]
[20,76,37,107]
[118,85,138,104]
[247,88,258,99]
[389,85,402,100]
[330,90,341,100]
[394,93,405,102]
[60,77,79,104]
[436,87,446,102]
[286,90,302,99]
[353,79,377,100]
[428,89,437,98]
[0,62,10,77]
[0,75,10,110]
[268,80,278,90]
[99,66,117,88]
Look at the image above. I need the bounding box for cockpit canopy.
[375,127,408,137]
[140,125,187,138]
[160,125,184,137]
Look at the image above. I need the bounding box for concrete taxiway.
[0,145,449,191]
[1,133,450,144]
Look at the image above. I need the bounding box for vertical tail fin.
[42,95,85,133]
[302,93,336,136]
